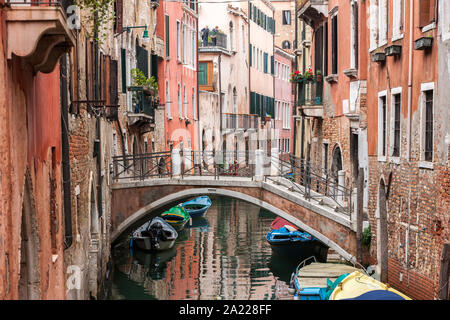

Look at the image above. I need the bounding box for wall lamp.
[115,25,149,43]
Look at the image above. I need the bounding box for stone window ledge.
[418,161,434,170]
[378,156,386,162]
[390,157,401,164]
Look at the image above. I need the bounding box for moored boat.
[329,270,411,300]
[161,205,191,231]
[266,224,328,261]
[130,217,178,252]
[181,196,212,218]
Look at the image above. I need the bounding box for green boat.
[160,206,191,231]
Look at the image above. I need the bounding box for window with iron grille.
[393,93,401,157]
[424,90,433,161]
[382,96,386,156]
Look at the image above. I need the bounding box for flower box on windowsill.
[385,44,402,56]
[324,74,338,83]
[414,37,433,50]
[343,68,357,79]
[371,52,386,62]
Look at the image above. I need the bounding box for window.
[419,0,436,28]
[282,41,291,49]
[424,90,433,161]
[391,92,401,157]
[198,61,213,91]
[378,0,387,45]
[182,23,186,63]
[183,85,187,118]
[264,52,268,73]
[378,91,387,159]
[176,21,181,61]
[392,0,404,39]
[282,10,291,25]
[350,0,359,69]
[165,15,170,57]
[166,81,171,118]
[178,84,182,118]
[192,87,196,120]
[331,13,338,74]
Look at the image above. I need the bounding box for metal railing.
[294,76,323,106]
[222,114,259,130]
[112,150,353,216]
[112,151,172,180]
[4,0,72,11]
[128,86,158,119]
[199,32,227,50]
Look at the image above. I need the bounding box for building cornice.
[274,46,296,61]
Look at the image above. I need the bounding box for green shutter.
[165,15,170,57]
[264,52,268,73]
[249,44,252,67]
[151,54,158,82]
[198,63,207,85]
[136,45,148,78]
[249,3,252,20]
[270,55,274,75]
[250,91,256,114]
[121,48,126,93]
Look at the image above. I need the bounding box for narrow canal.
[105,196,306,300]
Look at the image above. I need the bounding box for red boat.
[270,216,298,230]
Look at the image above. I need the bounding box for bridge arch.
[111,187,356,262]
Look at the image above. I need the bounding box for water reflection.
[108,196,294,300]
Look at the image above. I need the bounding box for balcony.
[199,32,228,52]
[127,86,157,131]
[295,76,324,118]
[222,114,259,131]
[297,0,328,29]
[4,0,76,74]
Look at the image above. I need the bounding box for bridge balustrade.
[111,149,354,217]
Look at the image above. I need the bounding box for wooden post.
[356,167,364,263]
[439,243,450,300]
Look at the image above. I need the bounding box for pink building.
[274,46,295,154]
[157,0,199,152]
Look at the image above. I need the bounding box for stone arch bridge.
[111,150,361,262]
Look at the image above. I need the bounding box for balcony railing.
[295,76,323,106]
[199,32,228,50]
[222,113,259,130]
[128,86,157,121]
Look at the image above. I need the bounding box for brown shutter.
[115,0,123,33]
[419,0,431,27]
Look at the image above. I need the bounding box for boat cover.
[161,206,189,221]
[182,196,211,208]
[342,290,406,300]
[270,216,298,230]
[133,217,178,240]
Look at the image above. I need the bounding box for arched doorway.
[377,178,388,283]
[18,173,41,300]
[330,145,343,198]
[88,175,99,298]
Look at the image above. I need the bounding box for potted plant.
[304,67,314,80]
[290,70,304,83]
[130,68,159,96]
[371,49,386,62]
[315,69,322,82]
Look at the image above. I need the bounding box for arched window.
[282,40,291,49]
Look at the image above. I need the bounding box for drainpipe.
[60,54,72,249]
[94,27,103,219]
[293,0,298,156]
[196,10,201,152]
[218,52,222,136]
[407,0,414,162]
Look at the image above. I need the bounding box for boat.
[329,270,411,300]
[289,257,361,300]
[181,196,212,218]
[266,224,328,261]
[130,217,178,252]
[161,205,191,231]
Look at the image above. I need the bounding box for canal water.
[106,196,307,300]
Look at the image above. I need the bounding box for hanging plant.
[75,0,116,43]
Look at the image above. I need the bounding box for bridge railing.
[112,149,353,216]
[112,151,172,180]
[179,150,255,179]
[267,153,353,217]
